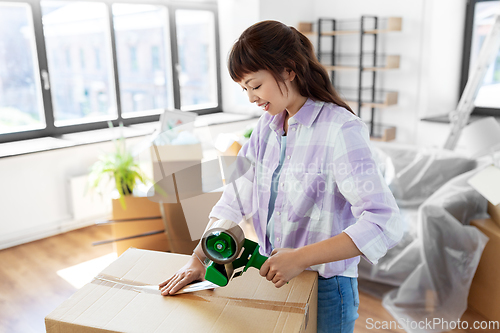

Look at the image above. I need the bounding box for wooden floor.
[0,225,492,333]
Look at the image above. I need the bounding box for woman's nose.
[247,90,258,103]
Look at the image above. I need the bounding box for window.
[175,9,218,111]
[112,3,174,118]
[0,2,45,135]
[0,0,220,144]
[461,0,500,115]
[42,1,117,126]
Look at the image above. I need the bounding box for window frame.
[460,0,500,116]
[0,0,222,144]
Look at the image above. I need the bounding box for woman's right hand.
[159,254,206,296]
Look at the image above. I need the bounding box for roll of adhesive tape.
[201,219,245,264]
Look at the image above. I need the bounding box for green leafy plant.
[87,124,150,210]
[243,127,253,139]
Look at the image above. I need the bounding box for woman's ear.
[282,69,297,82]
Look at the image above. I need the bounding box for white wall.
[259,0,315,27]
[218,0,262,115]
[0,136,150,250]
[217,0,315,115]
[218,0,468,145]
[313,0,467,145]
[415,0,467,147]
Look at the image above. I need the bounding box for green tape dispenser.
[201,219,268,287]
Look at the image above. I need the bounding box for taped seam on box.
[93,274,162,295]
[92,274,308,315]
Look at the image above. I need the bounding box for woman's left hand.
[259,248,308,288]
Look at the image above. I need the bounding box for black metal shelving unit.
[314,16,401,141]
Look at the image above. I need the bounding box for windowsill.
[420,113,500,124]
[0,112,260,159]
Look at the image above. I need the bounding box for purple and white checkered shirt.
[209,98,403,278]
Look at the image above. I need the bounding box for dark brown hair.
[228,20,354,114]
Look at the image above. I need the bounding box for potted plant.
[87,129,149,210]
[86,124,169,255]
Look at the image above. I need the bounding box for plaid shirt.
[209,98,403,278]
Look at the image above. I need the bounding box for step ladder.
[443,7,500,150]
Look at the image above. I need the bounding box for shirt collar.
[268,98,324,132]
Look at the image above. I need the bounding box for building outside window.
[151,45,160,71]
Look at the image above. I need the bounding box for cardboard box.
[487,201,500,228]
[298,22,313,33]
[111,197,167,256]
[468,218,500,322]
[219,141,242,157]
[110,191,224,256]
[150,143,203,161]
[160,191,223,255]
[468,165,500,227]
[46,248,318,333]
[214,133,243,157]
[150,143,203,201]
[148,141,234,255]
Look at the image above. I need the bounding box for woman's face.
[238,70,295,116]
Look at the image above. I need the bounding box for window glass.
[470,1,500,108]
[0,3,45,134]
[175,9,218,111]
[112,4,174,118]
[41,1,117,126]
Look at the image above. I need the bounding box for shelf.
[301,17,402,36]
[368,123,397,142]
[345,91,398,108]
[420,114,451,123]
[323,55,400,71]
[302,15,401,141]
[318,53,390,68]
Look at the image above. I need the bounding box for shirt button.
[281,182,284,187]
[287,156,291,159]
[292,128,296,131]
[276,212,281,216]
[276,237,281,242]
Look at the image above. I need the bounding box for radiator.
[69,174,112,222]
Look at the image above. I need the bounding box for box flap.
[468,165,500,205]
[471,218,500,239]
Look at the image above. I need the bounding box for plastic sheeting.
[359,145,490,332]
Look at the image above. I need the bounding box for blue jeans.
[317,276,360,333]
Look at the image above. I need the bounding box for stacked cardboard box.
[487,201,500,228]
[111,196,166,256]
[468,218,500,322]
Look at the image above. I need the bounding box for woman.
[160,20,403,333]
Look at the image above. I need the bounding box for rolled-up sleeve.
[208,121,259,223]
[333,119,403,265]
